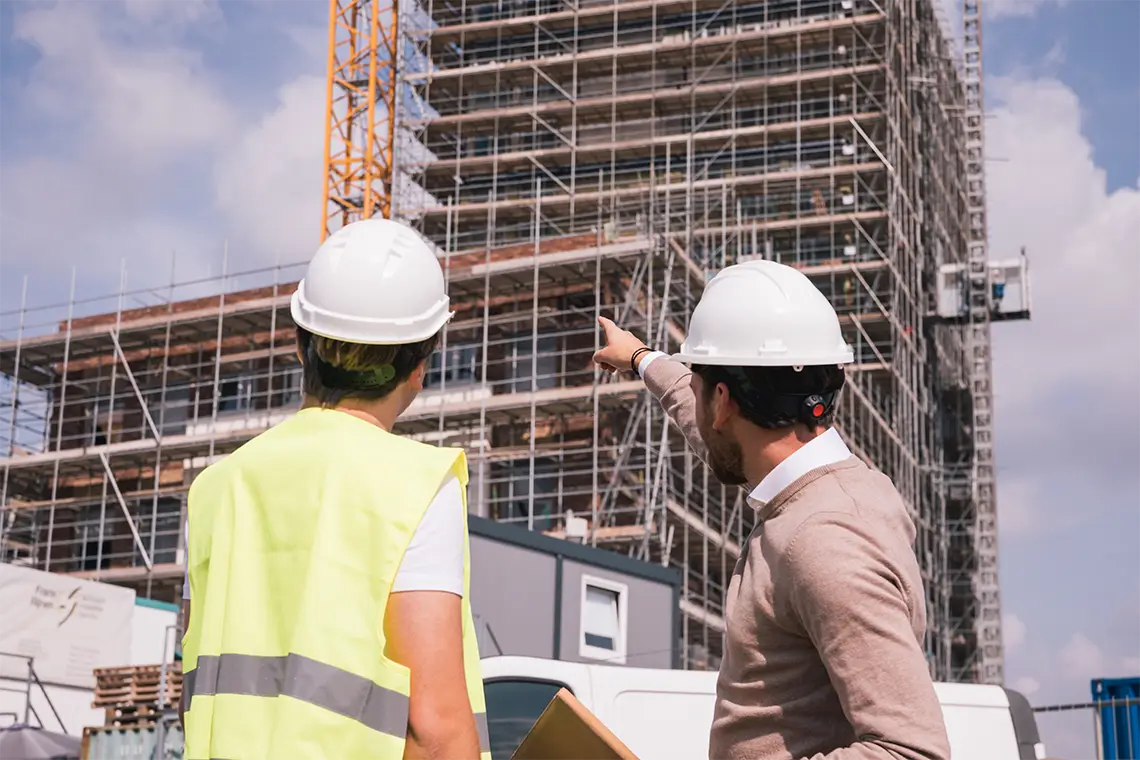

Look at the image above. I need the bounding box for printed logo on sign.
[0,564,134,688]
[29,585,81,626]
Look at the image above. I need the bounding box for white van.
[481,656,1047,760]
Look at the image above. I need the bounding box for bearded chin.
[712,459,748,487]
[702,428,748,486]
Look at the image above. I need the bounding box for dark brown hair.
[693,363,846,430]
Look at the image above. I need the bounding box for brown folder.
[510,687,640,760]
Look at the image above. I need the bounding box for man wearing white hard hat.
[180,219,490,760]
[594,260,949,760]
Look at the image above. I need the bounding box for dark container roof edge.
[469,515,681,587]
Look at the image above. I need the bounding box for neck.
[740,425,827,487]
[301,395,402,432]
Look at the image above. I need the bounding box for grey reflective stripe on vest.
[185,652,491,752]
[475,712,490,754]
[186,653,408,739]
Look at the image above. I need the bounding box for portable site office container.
[467,516,682,670]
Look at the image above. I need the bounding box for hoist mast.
[960,0,1004,685]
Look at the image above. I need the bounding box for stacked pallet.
[92,663,182,728]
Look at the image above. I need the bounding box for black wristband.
[630,346,652,374]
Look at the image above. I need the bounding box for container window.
[579,575,628,664]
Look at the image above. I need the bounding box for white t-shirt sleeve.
[181,476,466,601]
[391,474,466,597]
[182,520,190,601]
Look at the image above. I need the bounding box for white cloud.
[282,23,329,68]
[0,1,235,304]
[986,72,1139,759]
[1059,633,1107,679]
[1003,613,1028,653]
[988,76,1140,402]
[214,74,328,265]
[988,74,1140,537]
[12,1,232,167]
[1042,40,1066,69]
[0,1,332,307]
[1012,676,1040,696]
[120,0,221,27]
[995,477,1036,537]
[984,0,1066,19]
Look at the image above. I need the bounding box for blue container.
[1092,677,1140,760]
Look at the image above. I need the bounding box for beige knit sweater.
[643,357,950,760]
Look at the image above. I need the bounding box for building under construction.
[0,0,1029,683]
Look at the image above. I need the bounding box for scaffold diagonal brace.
[848,117,895,175]
[110,330,161,443]
[99,451,153,571]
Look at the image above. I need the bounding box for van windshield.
[484,678,570,757]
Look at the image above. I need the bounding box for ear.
[711,382,737,431]
[409,361,428,393]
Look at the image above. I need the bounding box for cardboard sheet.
[510,687,640,760]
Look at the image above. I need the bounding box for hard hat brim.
[670,348,855,367]
[291,288,453,346]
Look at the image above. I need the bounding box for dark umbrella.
[0,725,81,760]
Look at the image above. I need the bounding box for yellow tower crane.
[320,0,399,240]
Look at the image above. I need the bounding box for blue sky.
[984,0,1140,190]
[979,2,1140,756]
[1,1,1138,756]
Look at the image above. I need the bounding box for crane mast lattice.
[321,0,399,240]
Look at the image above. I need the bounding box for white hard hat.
[290,219,452,345]
[672,260,854,367]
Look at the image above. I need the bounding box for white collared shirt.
[747,427,851,509]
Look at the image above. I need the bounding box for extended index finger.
[597,314,620,335]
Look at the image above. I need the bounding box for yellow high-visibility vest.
[181,408,492,760]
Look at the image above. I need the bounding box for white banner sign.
[0,564,135,688]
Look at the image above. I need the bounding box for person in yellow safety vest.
[179,218,492,760]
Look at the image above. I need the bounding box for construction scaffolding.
[393,0,1022,680]
[0,0,1030,681]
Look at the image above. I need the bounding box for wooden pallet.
[92,663,182,716]
[93,663,182,681]
[104,703,161,725]
[93,687,181,707]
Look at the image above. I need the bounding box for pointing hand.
[592,316,648,374]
